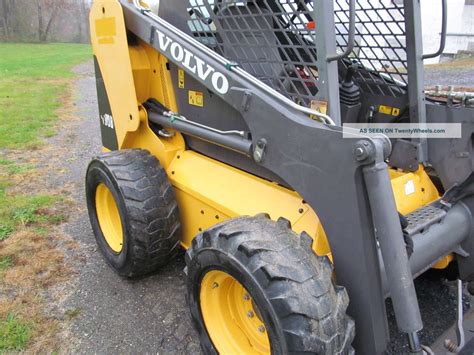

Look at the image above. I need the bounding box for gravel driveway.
[60,61,471,354]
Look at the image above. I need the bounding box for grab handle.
[422,0,447,60]
[327,0,356,62]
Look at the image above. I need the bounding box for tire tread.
[92,149,181,277]
[186,216,355,354]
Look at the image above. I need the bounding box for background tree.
[36,0,67,42]
[0,0,92,43]
[1,0,16,40]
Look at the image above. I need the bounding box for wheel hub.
[95,183,123,253]
[200,270,270,354]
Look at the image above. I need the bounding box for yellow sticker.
[189,90,204,107]
[178,69,185,89]
[379,105,392,115]
[95,17,116,44]
[379,105,401,116]
[310,100,328,115]
[310,100,328,121]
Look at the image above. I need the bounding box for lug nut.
[243,294,250,301]
[247,311,254,318]
[258,325,266,333]
[212,282,219,289]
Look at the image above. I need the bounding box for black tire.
[468,281,474,296]
[185,214,355,354]
[85,149,181,278]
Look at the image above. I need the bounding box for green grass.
[65,308,81,320]
[0,43,92,79]
[0,158,34,175]
[0,43,91,148]
[0,256,13,272]
[0,314,30,352]
[0,187,59,240]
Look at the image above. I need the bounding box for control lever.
[444,280,466,354]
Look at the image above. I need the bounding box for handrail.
[130,0,336,125]
[422,0,447,60]
[327,0,356,62]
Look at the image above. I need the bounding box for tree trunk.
[37,0,43,42]
[1,0,13,39]
[81,0,90,43]
[41,4,60,42]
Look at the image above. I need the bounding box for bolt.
[355,146,365,159]
[212,282,219,289]
[444,339,458,352]
[258,325,266,333]
[243,294,250,301]
[253,150,263,162]
[247,311,254,318]
[354,141,373,162]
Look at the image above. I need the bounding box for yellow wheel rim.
[200,270,271,354]
[95,183,124,253]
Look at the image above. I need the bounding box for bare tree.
[1,0,92,43]
[77,0,90,43]
[1,0,15,39]
[36,0,67,42]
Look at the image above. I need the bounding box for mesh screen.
[334,0,407,97]
[186,0,408,103]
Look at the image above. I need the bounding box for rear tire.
[468,281,474,296]
[85,149,181,278]
[185,214,355,354]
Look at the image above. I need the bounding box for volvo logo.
[155,30,230,95]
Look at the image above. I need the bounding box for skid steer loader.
[86,0,474,353]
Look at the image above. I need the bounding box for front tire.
[85,149,181,278]
[185,214,355,354]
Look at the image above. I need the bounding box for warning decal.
[188,90,204,107]
[178,69,185,89]
[379,105,401,116]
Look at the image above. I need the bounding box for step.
[404,203,447,237]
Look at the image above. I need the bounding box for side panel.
[90,0,140,148]
[167,150,332,257]
[90,1,185,168]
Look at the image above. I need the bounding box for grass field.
[0,43,91,148]
[0,42,90,352]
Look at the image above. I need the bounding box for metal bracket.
[389,139,420,172]
[253,139,267,163]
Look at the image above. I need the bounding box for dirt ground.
[54,62,200,354]
[48,61,472,354]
